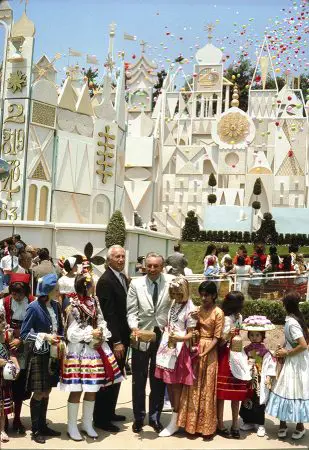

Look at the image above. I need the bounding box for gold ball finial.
[231,83,239,107]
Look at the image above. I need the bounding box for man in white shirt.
[0,244,19,274]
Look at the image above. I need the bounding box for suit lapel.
[156,276,167,308]
[142,277,153,308]
[107,267,127,293]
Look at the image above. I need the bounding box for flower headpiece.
[241,315,275,331]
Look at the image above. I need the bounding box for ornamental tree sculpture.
[105,210,126,248]
[255,212,278,245]
[208,173,217,205]
[252,177,262,212]
[181,210,200,242]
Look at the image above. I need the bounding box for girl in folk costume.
[2,273,34,434]
[177,281,224,441]
[0,311,20,443]
[239,316,277,437]
[217,291,251,439]
[60,272,123,441]
[58,256,83,313]
[20,273,64,444]
[266,291,309,440]
[155,276,197,437]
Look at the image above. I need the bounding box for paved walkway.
[4,377,309,450]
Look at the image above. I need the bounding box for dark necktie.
[153,281,158,308]
[120,273,127,293]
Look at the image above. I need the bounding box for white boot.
[81,400,98,439]
[67,402,83,441]
[159,412,179,437]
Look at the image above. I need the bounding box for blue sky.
[6,0,309,84]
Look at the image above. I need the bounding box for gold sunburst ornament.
[7,71,27,93]
[218,112,250,145]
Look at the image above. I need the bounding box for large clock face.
[217,112,250,145]
[198,68,220,88]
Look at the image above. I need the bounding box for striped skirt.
[59,341,123,392]
[0,380,13,415]
[217,345,248,401]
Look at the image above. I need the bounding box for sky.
[4,0,309,86]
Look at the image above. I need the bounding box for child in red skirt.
[217,291,250,439]
[155,276,197,437]
[0,311,20,443]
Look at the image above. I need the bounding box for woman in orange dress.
[177,281,224,440]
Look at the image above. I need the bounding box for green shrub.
[105,210,126,248]
[181,210,200,241]
[208,193,217,204]
[252,200,261,210]
[199,230,207,242]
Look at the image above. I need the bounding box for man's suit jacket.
[127,273,174,331]
[96,267,130,346]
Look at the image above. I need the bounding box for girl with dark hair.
[266,291,309,440]
[58,257,79,297]
[217,291,250,439]
[177,281,224,440]
[2,273,34,434]
[59,273,123,441]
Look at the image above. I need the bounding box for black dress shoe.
[230,427,240,439]
[32,431,46,444]
[40,425,61,437]
[13,421,26,435]
[149,420,164,433]
[216,427,231,438]
[132,421,143,433]
[111,414,126,422]
[95,422,120,433]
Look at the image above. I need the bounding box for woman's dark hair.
[203,244,217,261]
[270,254,280,267]
[289,244,299,254]
[198,281,218,302]
[221,291,244,316]
[248,330,266,342]
[236,256,245,266]
[282,291,309,344]
[253,255,261,270]
[221,245,229,254]
[38,248,50,261]
[282,255,292,271]
[9,282,30,297]
[269,245,277,255]
[74,274,92,297]
[63,259,76,274]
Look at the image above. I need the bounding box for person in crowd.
[0,238,12,259]
[282,255,293,272]
[264,254,281,274]
[135,256,146,276]
[166,244,188,276]
[239,316,277,438]
[288,244,299,267]
[18,251,33,275]
[233,245,251,266]
[20,273,63,444]
[250,244,267,272]
[220,256,234,275]
[134,211,143,228]
[148,218,158,231]
[2,273,34,435]
[58,257,79,297]
[203,245,219,274]
[220,245,231,267]
[94,245,130,432]
[0,311,20,443]
[12,234,26,253]
[127,253,174,434]
[33,248,60,281]
[217,291,250,439]
[177,281,224,441]
[155,277,197,437]
[0,244,19,275]
[231,256,252,296]
[60,272,122,441]
[266,291,309,440]
[265,245,281,268]
[204,256,220,277]
[294,254,307,274]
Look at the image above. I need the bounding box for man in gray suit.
[127,252,174,434]
[165,244,188,276]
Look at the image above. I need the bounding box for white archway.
[92,194,111,224]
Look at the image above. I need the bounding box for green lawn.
[181,241,309,274]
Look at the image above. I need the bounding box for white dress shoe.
[257,426,266,437]
[159,412,179,437]
[292,429,305,440]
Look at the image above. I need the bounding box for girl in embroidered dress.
[155,276,196,437]
[239,316,277,438]
[2,273,34,434]
[266,291,309,440]
[0,311,19,443]
[60,273,123,441]
[217,291,251,439]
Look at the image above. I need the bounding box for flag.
[124,33,136,41]
[69,48,83,57]
[87,54,99,65]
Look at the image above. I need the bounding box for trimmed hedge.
[198,230,309,246]
[192,298,309,327]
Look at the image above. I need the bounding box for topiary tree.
[208,193,217,204]
[255,212,278,245]
[208,173,217,188]
[252,200,261,210]
[252,177,262,213]
[105,210,126,248]
[181,210,200,242]
[208,173,217,206]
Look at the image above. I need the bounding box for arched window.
[39,186,48,221]
[92,194,110,224]
[27,184,37,220]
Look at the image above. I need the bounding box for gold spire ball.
[231,84,239,107]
